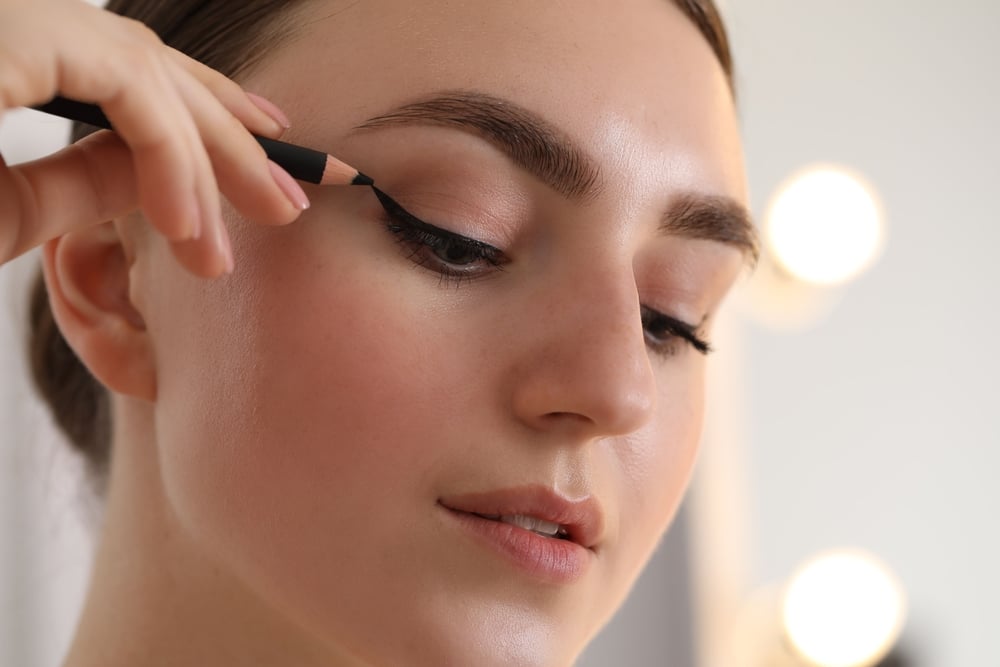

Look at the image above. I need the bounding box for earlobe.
[41,222,157,401]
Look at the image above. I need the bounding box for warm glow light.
[766,166,884,285]
[782,550,906,667]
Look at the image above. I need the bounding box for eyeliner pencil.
[29,96,373,187]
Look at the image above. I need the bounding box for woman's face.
[141,0,750,664]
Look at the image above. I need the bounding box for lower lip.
[441,506,592,585]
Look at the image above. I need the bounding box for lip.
[438,485,604,585]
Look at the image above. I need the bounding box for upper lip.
[439,484,604,550]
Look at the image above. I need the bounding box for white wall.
[726,1,1000,664]
[0,112,95,667]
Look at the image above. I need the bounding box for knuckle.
[205,106,252,146]
[0,44,55,107]
[206,66,243,98]
[230,114,268,163]
[120,39,159,74]
[122,18,163,47]
[178,57,248,118]
[111,20,167,79]
[206,110,265,167]
[171,52,250,117]
[221,109,248,137]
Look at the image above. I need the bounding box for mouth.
[438,484,603,551]
[468,513,573,541]
[437,486,602,585]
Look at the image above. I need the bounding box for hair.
[27,0,736,494]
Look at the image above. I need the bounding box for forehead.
[249,0,746,202]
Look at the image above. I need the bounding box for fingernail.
[268,160,311,211]
[246,93,291,130]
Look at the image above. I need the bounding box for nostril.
[543,411,593,423]
[537,411,598,433]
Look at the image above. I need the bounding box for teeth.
[470,512,570,539]
[499,514,561,537]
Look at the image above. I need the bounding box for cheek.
[149,218,522,660]
[156,223,437,527]
[604,366,706,574]
[154,211,465,504]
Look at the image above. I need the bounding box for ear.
[41,221,156,401]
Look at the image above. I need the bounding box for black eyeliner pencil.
[29,96,373,187]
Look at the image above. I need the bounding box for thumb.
[3,130,137,261]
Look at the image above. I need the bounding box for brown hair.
[27,0,737,492]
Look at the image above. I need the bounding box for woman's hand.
[0,0,310,277]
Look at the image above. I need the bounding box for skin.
[38,0,749,665]
[0,0,308,276]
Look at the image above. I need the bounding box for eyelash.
[640,306,712,357]
[372,186,507,285]
[370,186,712,357]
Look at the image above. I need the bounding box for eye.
[428,236,484,267]
[371,186,507,283]
[640,305,712,357]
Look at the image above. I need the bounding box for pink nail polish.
[268,160,311,211]
[246,93,291,130]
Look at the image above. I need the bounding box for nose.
[507,261,657,440]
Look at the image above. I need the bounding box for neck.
[62,396,366,667]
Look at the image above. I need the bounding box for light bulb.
[782,550,906,667]
[766,166,884,285]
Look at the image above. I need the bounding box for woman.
[2,0,758,664]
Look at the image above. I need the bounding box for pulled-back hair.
[26,0,737,493]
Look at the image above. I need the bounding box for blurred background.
[1,1,998,665]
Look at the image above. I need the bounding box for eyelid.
[370,185,508,287]
[370,186,501,254]
[640,305,712,355]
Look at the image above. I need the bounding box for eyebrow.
[354,90,759,265]
[664,192,760,267]
[356,90,598,200]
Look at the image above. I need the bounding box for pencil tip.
[352,171,374,187]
